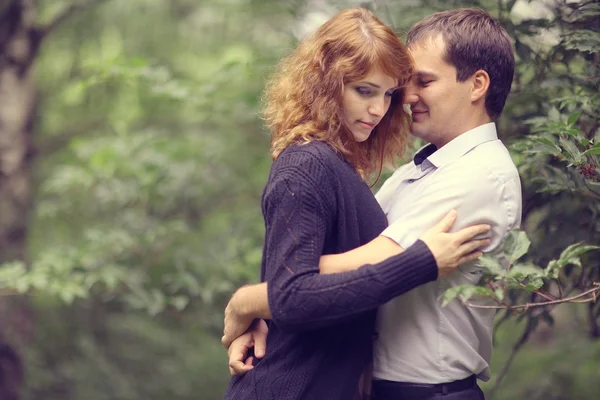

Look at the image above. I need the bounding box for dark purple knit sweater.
[223,141,437,400]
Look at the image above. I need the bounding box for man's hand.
[222,283,272,348]
[227,320,268,376]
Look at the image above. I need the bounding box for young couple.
[221,7,521,400]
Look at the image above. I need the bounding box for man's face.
[404,35,473,147]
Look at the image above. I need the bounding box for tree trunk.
[0,2,39,396]
[0,0,37,265]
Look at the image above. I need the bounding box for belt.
[372,375,477,398]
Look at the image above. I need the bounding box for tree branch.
[519,281,557,302]
[37,0,105,40]
[465,285,600,310]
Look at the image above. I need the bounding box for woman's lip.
[358,121,375,129]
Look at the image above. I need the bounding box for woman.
[222,8,489,400]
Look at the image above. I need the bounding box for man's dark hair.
[407,8,515,120]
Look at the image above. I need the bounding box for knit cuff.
[376,239,438,298]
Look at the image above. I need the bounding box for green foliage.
[442,230,599,307]
[0,0,599,399]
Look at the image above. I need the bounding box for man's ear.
[471,70,490,102]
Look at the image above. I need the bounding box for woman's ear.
[471,69,490,102]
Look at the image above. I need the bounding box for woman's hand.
[226,320,269,376]
[420,210,491,278]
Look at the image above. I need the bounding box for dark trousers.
[371,375,485,400]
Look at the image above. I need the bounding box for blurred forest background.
[0,0,598,399]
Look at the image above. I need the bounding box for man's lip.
[411,110,428,113]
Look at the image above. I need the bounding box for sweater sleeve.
[263,152,438,332]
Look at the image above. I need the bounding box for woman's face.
[342,69,398,142]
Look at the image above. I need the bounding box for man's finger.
[228,337,250,363]
[244,356,254,367]
[229,361,253,376]
[434,210,457,233]
[222,334,233,349]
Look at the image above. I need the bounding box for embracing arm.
[319,210,490,276]
[319,236,403,274]
[223,235,411,347]
[222,208,489,347]
[223,149,491,344]
[223,151,439,337]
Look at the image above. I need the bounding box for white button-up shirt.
[372,122,522,384]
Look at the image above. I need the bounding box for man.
[223,8,522,400]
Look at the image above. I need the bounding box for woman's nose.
[368,98,386,117]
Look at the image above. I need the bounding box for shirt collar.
[423,122,498,168]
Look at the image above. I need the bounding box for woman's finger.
[433,210,458,233]
[455,224,490,244]
[458,251,484,266]
[458,239,491,256]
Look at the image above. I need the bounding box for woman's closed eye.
[356,87,395,98]
[355,86,372,96]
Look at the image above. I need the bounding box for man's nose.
[403,90,418,105]
[403,83,418,105]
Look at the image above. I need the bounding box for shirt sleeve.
[381,161,520,255]
[263,154,438,332]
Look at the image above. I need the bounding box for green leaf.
[562,29,600,54]
[524,277,544,291]
[566,128,580,138]
[508,263,545,281]
[568,111,582,126]
[545,260,561,279]
[582,146,600,156]
[441,285,494,307]
[495,287,505,301]
[478,254,506,276]
[442,286,467,307]
[531,136,558,148]
[559,243,600,263]
[548,107,561,121]
[559,137,583,165]
[527,136,562,156]
[503,230,531,264]
[0,261,27,285]
[60,290,76,304]
[170,295,189,311]
[544,243,599,278]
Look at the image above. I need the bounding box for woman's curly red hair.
[264,8,414,178]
